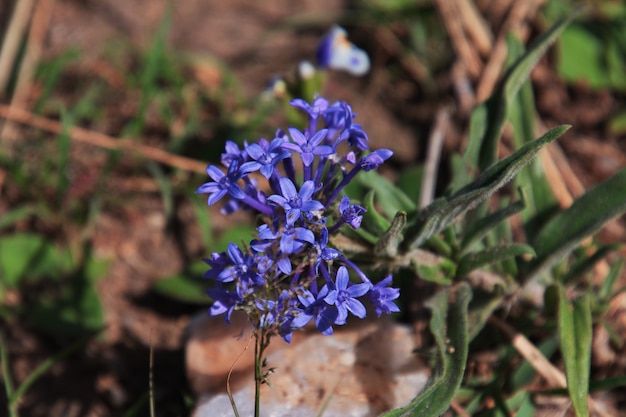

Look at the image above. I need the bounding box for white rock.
[187,314,429,417]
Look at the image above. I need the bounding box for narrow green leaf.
[460,196,525,254]
[9,330,101,407]
[526,167,626,283]
[379,283,471,417]
[0,205,38,232]
[562,244,622,285]
[414,263,454,286]
[558,286,592,417]
[599,258,624,301]
[0,332,15,412]
[464,10,580,171]
[153,262,209,304]
[457,244,535,278]
[375,211,406,258]
[362,191,391,237]
[357,170,416,218]
[406,125,570,249]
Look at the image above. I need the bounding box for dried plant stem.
[0,0,35,94]
[489,316,610,417]
[0,0,55,141]
[435,0,483,78]
[0,104,208,174]
[226,335,253,417]
[475,0,545,102]
[420,107,449,208]
[456,0,493,57]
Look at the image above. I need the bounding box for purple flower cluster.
[197,97,400,342]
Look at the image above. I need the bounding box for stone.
[186,313,429,417]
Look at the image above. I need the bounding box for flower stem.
[254,330,263,417]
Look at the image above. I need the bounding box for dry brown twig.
[489,316,611,417]
[456,0,494,57]
[0,104,208,174]
[0,0,56,141]
[434,0,483,79]
[475,0,546,102]
[419,107,449,208]
[0,0,36,94]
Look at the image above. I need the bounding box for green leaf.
[214,225,257,253]
[8,330,100,409]
[153,262,209,304]
[396,165,424,206]
[374,211,406,258]
[357,170,416,218]
[380,283,471,417]
[405,125,570,249]
[0,234,65,287]
[26,272,105,336]
[558,286,592,417]
[457,244,535,278]
[0,205,38,232]
[464,10,580,171]
[414,262,454,286]
[362,191,391,237]
[526,167,626,283]
[562,243,622,285]
[460,195,525,254]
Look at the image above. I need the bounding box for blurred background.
[0,1,625,416]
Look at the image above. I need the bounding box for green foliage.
[380,284,471,417]
[558,286,592,417]
[525,167,626,284]
[404,125,570,250]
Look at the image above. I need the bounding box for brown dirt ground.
[1,1,625,417]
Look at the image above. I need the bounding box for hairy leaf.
[464,10,580,171]
[526,167,626,283]
[457,244,535,278]
[405,125,570,250]
[379,283,471,417]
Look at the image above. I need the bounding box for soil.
[1,1,625,417]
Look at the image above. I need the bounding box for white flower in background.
[316,26,370,76]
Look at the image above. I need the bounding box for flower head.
[199,96,398,342]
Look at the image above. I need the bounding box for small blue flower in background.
[197,96,399,342]
[317,26,371,76]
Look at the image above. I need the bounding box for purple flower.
[207,285,243,323]
[279,224,315,254]
[323,266,371,324]
[313,228,341,271]
[359,149,393,171]
[196,161,250,205]
[221,140,248,166]
[217,243,263,288]
[291,287,338,335]
[323,102,369,150]
[290,97,329,122]
[267,178,324,225]
[339,196,365,229]
[241,138,290,179]
[369,275,400,317]
[283,128,333,167]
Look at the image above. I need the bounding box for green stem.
[0,332,18,417]
[254,331,262,417]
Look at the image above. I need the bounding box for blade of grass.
[8,330,102,408]
[0,332,16,417]
[558,286,592,417]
